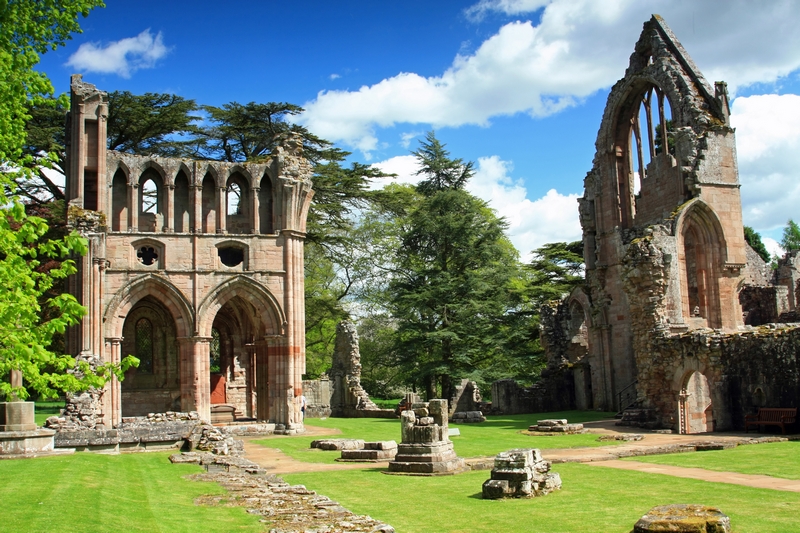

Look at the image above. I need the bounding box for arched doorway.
[679,371,713,434]
[208,296,261,419]
[120,296,180,416]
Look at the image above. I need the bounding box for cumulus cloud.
[372,154,581,258]
[730,94,800,232]
[465,0,550,21]
[299,0,800,156]
[66,29,169,78]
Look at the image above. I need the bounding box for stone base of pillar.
[0,402,37,432]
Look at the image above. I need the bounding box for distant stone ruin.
[528,419,585,434]
[482,448,561,499]
[496,16,800,434]
[387,399,465,475]
[329,321,394,418]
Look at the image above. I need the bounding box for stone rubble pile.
[190,424,243,456]
[45,390,105,430]
[450,411,486,423]
[170,450,395,532]
[528,419,585,433]
[482,448,561,499]
[340,441,397,461]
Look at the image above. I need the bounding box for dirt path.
[241,419,800,491]
[586,460,800,492]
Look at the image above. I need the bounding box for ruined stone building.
[64,75,313,428]
[536,16,800,432]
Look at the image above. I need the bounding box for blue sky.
[37,0,800,258]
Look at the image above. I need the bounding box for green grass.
[0,452,262,533]
[34,401,64,427]
[284,464,800,533]
[371,398,401,409]
[628,441,800,479]
[254,411,618,463]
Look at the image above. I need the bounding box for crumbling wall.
[329,321,393,417]
[777,250,800,311]
[301,378,331,418]
[636,325,800,431]
[739,286,790,326]
[448,379,482,416]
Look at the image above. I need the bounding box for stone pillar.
[164,184,174,233]
[129,183,139,231]
[191,184,202,233]
[251,187,260,234]
[96,104,108,214]
[104,337,123,427]
[178,337,211,422]
[217,186,227,234]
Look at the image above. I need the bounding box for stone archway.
[679,370,714,434]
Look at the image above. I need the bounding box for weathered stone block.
[633,504,730,533]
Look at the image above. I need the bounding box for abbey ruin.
[534,16,800,433]
[62,75,313,430]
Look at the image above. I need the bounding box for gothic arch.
[676,200,727,327]
[197,276,285,338]
[104,274,194,338]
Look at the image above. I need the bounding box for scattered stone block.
[451,411,486,423]
[633,504,730,532]
[310,438,365,451]
[340,440,398,461]
[529,419,585,433]
[597,433,644,442]
[482,448,561,499]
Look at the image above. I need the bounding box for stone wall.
[329,321,383,417]
[301,378,331,418]
[739,286,790,326]
[637,325,800,431]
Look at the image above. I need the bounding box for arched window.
[135,318,153,373]
[227,182,242,216]
[210,328,221,373]
[141,178,158,214]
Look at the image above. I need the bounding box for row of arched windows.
[110,169,274,235]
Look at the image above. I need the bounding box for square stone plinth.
[0,402,37,432]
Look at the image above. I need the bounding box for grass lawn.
[253,411,618,464]
[0,452,262,533]
[283,463,800,533]
[34,401,64,427]
[627,441,800,479]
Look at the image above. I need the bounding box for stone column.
[129,183,139,231]
[164,184,174,233]
[104,337,123,426]
[96,105,108,214]
[191,184,202,233]
[217,186,227,234]
[251,187,260,234]
[178,336,212,422]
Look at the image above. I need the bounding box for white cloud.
[66,29,169,78]
[762,237,783,260]
[731,94,800,232]
[300,0,800,156]
[465,0,550,21]
[371,154,581,258]
[329,73,341,80]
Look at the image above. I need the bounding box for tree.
[106,91,199,157]
[0,0,140,401]
[744,226,771,263]
[389,133,521,400]
[780,219,800,252]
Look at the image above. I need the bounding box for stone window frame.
[131,238,165,270]
[215,240,249,271]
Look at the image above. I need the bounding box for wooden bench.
[745,407,797,434]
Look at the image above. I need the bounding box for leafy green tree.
[780,219,800,252]
[744,226,771,263]
[389,133,521,401]
[106,91,199,156]
[0,0,136,400]
[526,241,584,307]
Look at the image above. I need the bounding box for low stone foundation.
[340,441,397,462]
[451,411,486,423]
[633,504,730,533]
[482,448,561,499]
[529,419,585,433]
